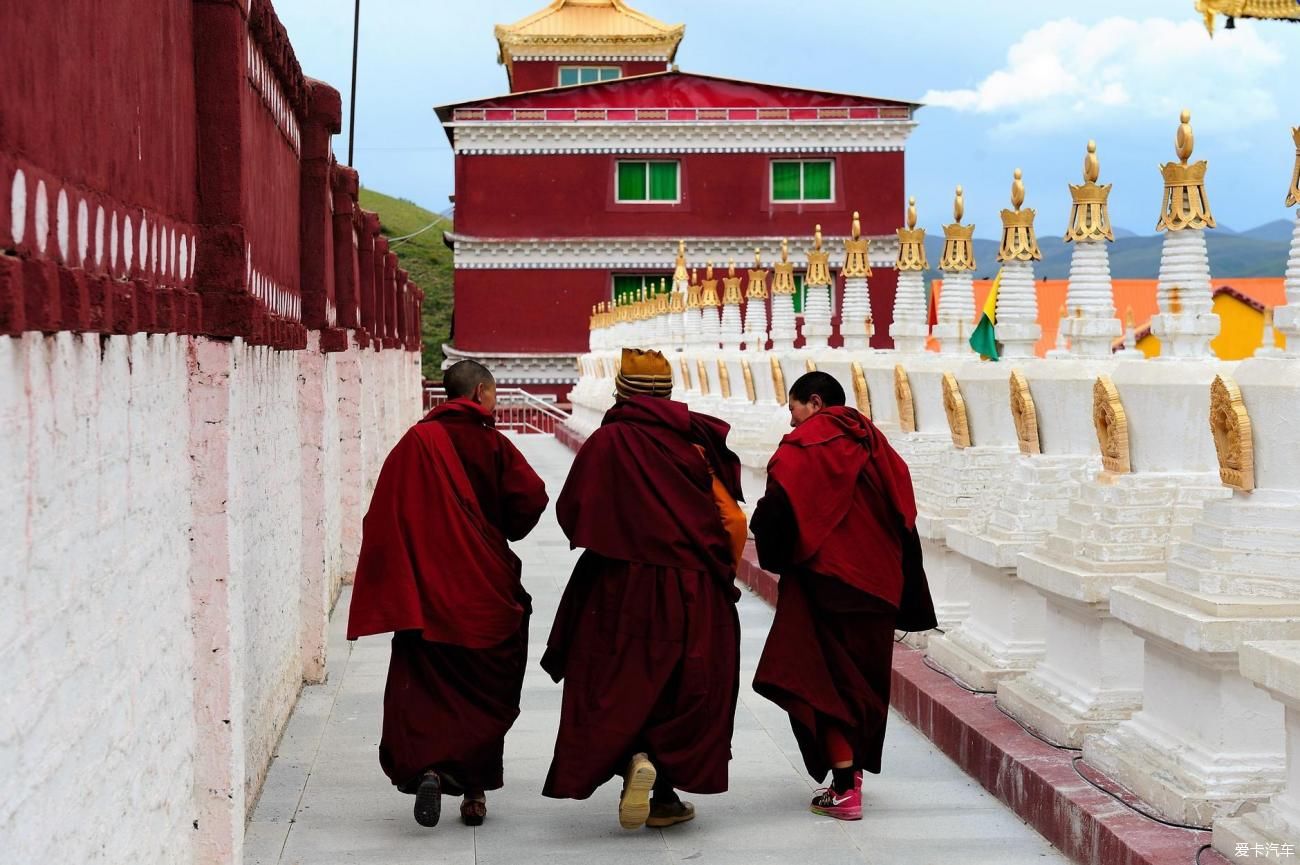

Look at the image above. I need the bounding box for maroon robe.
[348,398,548,792]
[751,406,935,782]
[542,396,742,799]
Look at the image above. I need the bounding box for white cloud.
[921,17,1284,134]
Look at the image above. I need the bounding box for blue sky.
[276,0,1300,237]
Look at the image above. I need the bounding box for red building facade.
[438,0,918,397]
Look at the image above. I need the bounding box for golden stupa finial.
[998,168,1042,262]
[940,185,976,271]
[772,238,797,295]
[699,260,720,306]
[1287,127,1300,207]
[897,195,928,271]
[806,224,832,286]
[843,210,872,278]
[722,257,744,305]
[747,248,769,300]
[657,277,670,314]
[686,267,701,309]
[1157,109,1215,232]
[673,239,689,283]
[1065,140,1114,243]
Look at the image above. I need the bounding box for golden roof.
[1197,0,1300,33]
[496,0,683,69]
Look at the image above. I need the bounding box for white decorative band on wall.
[442,344,579,385]
[447,232,902,271]
[447,120,916,155]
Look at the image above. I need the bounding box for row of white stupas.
[565,114,1300,862]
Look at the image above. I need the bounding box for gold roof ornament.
[1065,141,1115,243]
[673,239,689,284]
[940,186,976,271]
[668,286,685,314]
[842,211,872,278]
[1197,0,1300,35]
[686,267,701,309]
[656,277,670,314]
[998,169,1043,262]
[771,239,797,295]
[896,196,929,271]
[746,248,769,300]
[805,224,832,286]
[1157,109,1216,232]
[722,258,744,305]
[494,0,684,81]
[699,261,721,306]
[1287,126,1299,208]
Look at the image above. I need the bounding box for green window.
[791,274,806,314]
[616,161,679,202]
[771,160,834,202]
[558,66,621,86]
[612,273,670,306]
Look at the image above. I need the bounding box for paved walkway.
[246,435,1070,865]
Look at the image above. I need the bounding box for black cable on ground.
[921,655,996,694]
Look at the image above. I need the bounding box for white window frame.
[769,159,836,203]
[557,65,621,87]
[614,160,681,205]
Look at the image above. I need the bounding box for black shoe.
[414,771,441,828]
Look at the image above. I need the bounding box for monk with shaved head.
[751,371,936,821]
[348,360,548,828]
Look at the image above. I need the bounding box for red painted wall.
[455,151,905,239]
[509,60,668,93]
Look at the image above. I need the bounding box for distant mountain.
[924,227,1290,280]
[1112,226,1139,239]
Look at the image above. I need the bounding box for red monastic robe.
[347,399,548,791]
[542,396,743,799]
[751,406,935,782]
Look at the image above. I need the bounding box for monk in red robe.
[347,360,548,829]
[542,348,747,830]
[751,371,936,821]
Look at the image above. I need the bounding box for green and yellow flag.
[969,269,1001,360]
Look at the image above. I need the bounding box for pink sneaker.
[810,785,862,821]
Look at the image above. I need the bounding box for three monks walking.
[347,351,932,831]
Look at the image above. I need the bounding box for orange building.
[929,278,1287,358]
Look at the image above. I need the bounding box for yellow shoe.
[646,800,695,828]
[618,753,657,829]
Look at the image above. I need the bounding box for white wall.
[0,330,421,865]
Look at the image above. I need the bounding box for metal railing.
[422,387,570,435]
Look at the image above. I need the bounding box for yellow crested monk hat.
[615,348,673,399]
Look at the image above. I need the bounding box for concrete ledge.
[554,423,587,453]
[734,546,1226,865]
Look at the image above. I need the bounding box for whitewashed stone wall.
[1,330,421,865]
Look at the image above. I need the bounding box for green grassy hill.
[358,189,452,380]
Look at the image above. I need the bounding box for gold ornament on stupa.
[668,286,685,314]
[940,186,976,271]
[673,239,689,284]
[1157,109,1215,232]
[771,239,797,295]
[1287,126,1300,208]
[998,169,1042,262]
[842,211,872,278]
[699,262,721,306]
[1065,141,1114,243]
[1197,0,1300,35]
[722,259,744,305]
[686,267,702,309]
[746,249,769,299]
[896,196,929,271]
[589,304,598,331]
[805,225,832,287]
[656,277,670,315]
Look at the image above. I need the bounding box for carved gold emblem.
[678,357,691,390]
[717,360,732,399]
[942,372,971,448]
[696,359,710,395]
[894,365,916,433]
[742,360,756,403]
[1009,369,1041,455]
[851,362,872,420]
[1209,374,1254,492]
[771,356,787,406]
[1092,375,1130,474]
[805,358,817,373]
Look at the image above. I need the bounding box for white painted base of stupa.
[1212,642,1300,863]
